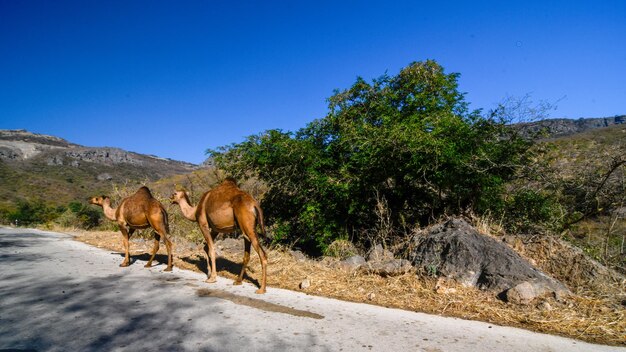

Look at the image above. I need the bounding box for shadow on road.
[180,255,261,289]
[0,231,309,351]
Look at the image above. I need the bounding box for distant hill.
[515,115,625,139]
[0,129,197,208]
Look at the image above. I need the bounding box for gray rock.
[410,218,570,300]
[366,244,394,262]
[362,259,413,277]
[97,173,113,181]
[216,238,243,253]
[290,250,307,262]
[337,255,366,272]
[504,281,538,305]
[537,301,552,311]
[299,278,311,290]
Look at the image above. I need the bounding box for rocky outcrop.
[410,218,570,303]
[516,115,625,139]
[55,148,145,166]
[0,129,195,171]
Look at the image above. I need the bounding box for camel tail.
[254,204,266,238]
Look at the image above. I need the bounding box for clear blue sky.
[1,1,624,164]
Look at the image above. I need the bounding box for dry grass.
[60,226,626,347]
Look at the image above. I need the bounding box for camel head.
[88,195,108,207]
[170,190,189,205]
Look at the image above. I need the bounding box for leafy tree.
[210,60,533,253]
[8,201,60,225]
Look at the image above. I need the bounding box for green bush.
[210,60,535,253]
[54,201,102,229]
[499,190,562,234]
[7,201,61,226]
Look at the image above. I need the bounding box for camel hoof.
[205,277,217,283]
[233,280,242,286]
[163,267,173,272]
[144,263,152,268]
[255,288,266,294]
[119,263,129,267]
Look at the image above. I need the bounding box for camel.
[170,178,268,294]
[89,186,173,271]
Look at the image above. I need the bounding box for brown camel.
[89,186,173,271]
[170,178,268,294]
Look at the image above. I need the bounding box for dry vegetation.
[59,221,626,347]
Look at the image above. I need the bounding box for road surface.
[0,227,623,352]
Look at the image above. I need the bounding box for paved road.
[0,227,624,352]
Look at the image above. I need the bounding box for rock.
[410,218,570,300]
[434,277,457,294]
[97,173,113,181]
[337,255,366,272]
[367,292,376,300]
[290,250,307,262]
[538,301,552,311]
[505,279,571,305]
[366,244,394,262]
[216,238,243,253]
[362,259,413,277]
[553,289,571,304]
[0,146,21,160]
[299,278,311,290]
[505,281,538,305]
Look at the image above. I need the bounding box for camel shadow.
[110,250,261,288]
[181,255,261,289]
[111,252,170,268]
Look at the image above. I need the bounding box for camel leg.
[233,203,268,294]
[199,223,218,283]
[234,238,251,285]
[145,233,160,268]
[162,235,173,272]
[119,227,132,267]
[147,211,174,272]
[152,228,173,272]
[250,237,268,294]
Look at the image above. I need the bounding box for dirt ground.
[67,227,625,346]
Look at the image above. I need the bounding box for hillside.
[535,123,626,272]
[515,115,625,139]
[0,129,197,209]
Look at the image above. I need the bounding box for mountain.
[0,129,197,208]
[515,115,625,139]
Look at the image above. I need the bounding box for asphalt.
[0,227,624,352]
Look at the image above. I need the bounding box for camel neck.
[177,197,198,221]
[102,199,117,221]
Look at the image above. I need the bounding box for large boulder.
[410,218,570,303]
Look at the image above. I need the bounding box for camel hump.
[222,177,238,187]
[135,186,154,198]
